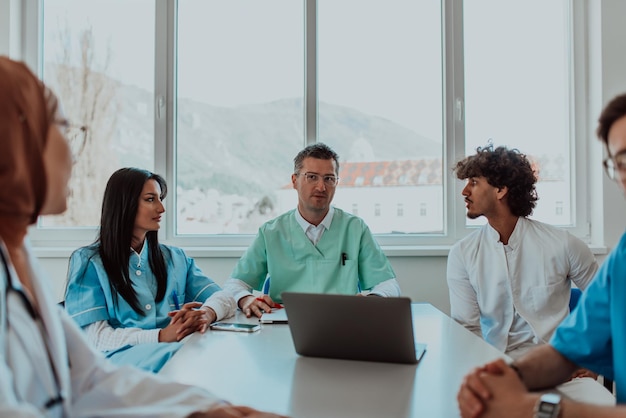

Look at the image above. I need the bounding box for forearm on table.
[222,278,255,308]
[513,345,579,391]
[202,290,236,320]
[559,400,626,418]
[84,320,160,351]
[368,278,401,296]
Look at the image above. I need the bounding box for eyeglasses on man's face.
[296,172,339,187]
[603,153,626,181]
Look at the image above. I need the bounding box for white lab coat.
[447,218,617,407]
[447,217,597,354]
[0,242,221,417]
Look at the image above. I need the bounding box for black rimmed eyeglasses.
[603,153,626,181]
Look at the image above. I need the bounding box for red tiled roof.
[339,159,442,187]
[282,154,564,189]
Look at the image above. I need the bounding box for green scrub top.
[231,208,395,302]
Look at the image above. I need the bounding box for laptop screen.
[282,292,426,364]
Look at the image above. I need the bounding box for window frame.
[20,0,591,255]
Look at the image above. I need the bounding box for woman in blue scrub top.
[64,168,235,372]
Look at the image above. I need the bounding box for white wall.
[10,1,626,317]
[41,252,451,313]
[591,0,626,250]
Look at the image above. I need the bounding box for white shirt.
[84,320,161,351]
[84,294,234,351]
[294,205,335,245]
[446,217,598,358]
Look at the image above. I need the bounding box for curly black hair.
[454,145,538,217]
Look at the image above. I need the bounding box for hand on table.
[188,404,289,418]
[239,295,280,318]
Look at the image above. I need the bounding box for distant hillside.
[115,85,441,197]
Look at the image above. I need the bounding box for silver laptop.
[281,292,426,364]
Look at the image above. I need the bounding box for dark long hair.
[98,167,168,315]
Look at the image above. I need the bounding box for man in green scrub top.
[223,143,401,318]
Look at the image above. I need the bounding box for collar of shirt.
[486,216,523,250]
[295,206,335,245]
[130,239,147,268]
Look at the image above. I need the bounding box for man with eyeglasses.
[457,92,626,418]
[224,143,400,318]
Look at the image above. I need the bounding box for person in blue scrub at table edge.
[223,143,401,318]
[457,92,626,418]
[64,167,236,372]
[0,55,284,418]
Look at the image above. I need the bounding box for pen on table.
[172,290,181,310]
[341,252,347,266]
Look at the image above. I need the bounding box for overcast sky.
[44,0,569,154]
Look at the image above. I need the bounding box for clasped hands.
[458,358,596,418]
[457,358,538,418]
[159,302,217,342]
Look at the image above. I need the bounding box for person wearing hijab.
[0,56,285,418]
[64,167,235,372]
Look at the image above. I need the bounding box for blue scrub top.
[65,243,221,330]
[551,231,626,403]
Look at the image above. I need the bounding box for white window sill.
[32,244,609,259]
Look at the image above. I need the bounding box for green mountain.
[116,86,441,197]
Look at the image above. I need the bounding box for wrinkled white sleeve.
[84,320,160,351]
[446,244,482,337]
[202,289,236,320]
[63,312,222,417]
[367,278,401,297]
[566,233,599,291]
[222,278,255,308]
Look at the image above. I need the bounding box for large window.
[39,0,155,228]
[176,0,304,235]
[318,0,444,234]
[25,0,586,248]
[464,0,575,227]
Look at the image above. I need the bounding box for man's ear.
[291,174,297,189]
[496,186,508,201]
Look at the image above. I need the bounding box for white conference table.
[160,303,506,417]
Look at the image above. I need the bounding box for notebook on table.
[259,307,288,324]
[281,292,426,364]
